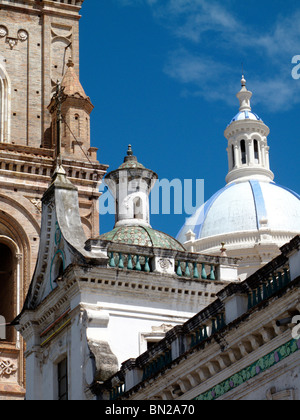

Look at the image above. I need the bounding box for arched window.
[74,114,80,138]
[0,65,11,143]
[254,139,260,164]
[232,145,235,168]
[133,197,143,220]
[0,243,15,342]
[240,140,247,165]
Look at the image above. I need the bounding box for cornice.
[0,0,84,19]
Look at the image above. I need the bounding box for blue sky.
[79,0,300,239]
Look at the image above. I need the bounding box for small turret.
[48,58,96,162]
[105,145,158,228]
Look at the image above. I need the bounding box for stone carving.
[158,258,174,272]
[0,359,17,377]
[0,26,8,38]
[158,258,170,271]
[6,37,18,50]
[30,198,42,212]
[18,29,28,42]
[0,27,28,49]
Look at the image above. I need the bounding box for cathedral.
[0,0,299,401]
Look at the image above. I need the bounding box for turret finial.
[127,144,133,156]
[237,74,252,112]
[241,74,246,88]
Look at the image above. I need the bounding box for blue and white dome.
[229,110,262,125]
[177,76,300,279]
[177,181,300,244]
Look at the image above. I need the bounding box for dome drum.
[226,166,274,184]
[224,120,270,140]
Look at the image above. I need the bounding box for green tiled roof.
[99,225,185,251]
[118,160,146,170]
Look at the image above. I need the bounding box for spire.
[61,57,88,99]
[236,74,252,112]
[47,56,94,162]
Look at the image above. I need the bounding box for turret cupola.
[104,145,158,228]
[100,146,185,251]
[224,76,274,184]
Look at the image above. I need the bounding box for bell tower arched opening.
[0,243,15,342]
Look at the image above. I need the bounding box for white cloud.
[163,48,236,104]
[117,0,300,112]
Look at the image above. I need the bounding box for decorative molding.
[18,29,28,42]
[0,25,8,38]
[0,27,28,50]
[195,339,300,401]
[158,258,170,272]
[40,309,71,347]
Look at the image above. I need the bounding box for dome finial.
[241,74,246,88]
[241,62,246,87]
[127,144,133,156]
[237,74,252,112]
[122,144,138,165]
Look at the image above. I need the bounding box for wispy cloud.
[164,48,236,104]
[118,0,300,112]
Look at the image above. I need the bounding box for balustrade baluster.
[109,252,116,268]
[127,254,133,270]
[210,265,215,280]
[201,264,207,280]
[185,262,191,277]
[193,262,200,279]
[135,255,141,271]
[145,256,150,273]
[177,261,182,277]
[118,253,124,269]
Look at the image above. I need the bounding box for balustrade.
[248,267,291,310]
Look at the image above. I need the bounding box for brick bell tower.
[0,0,107,399]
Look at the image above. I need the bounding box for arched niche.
[0,63,11,143]
[0,236,20,343]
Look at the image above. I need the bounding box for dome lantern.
[224,76,274,184]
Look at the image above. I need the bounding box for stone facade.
[0,0,107,399]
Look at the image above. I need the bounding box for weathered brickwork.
[0,0,107,399]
